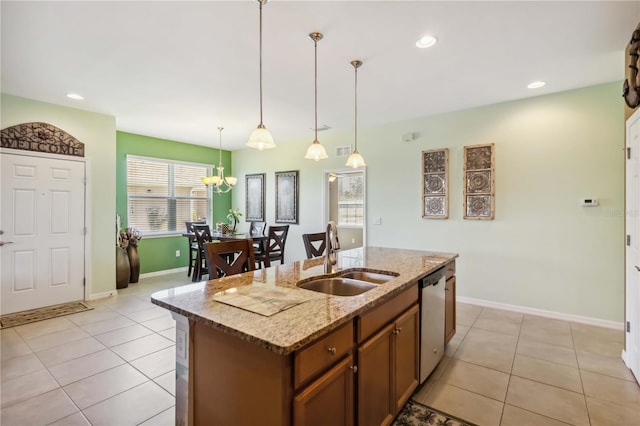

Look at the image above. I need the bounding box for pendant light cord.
[354,64,358,151]
[314,37,318,142]
[259,1,264,126]
[218,127,223,167]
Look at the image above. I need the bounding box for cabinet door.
[294,355,354,426]
[445,276,456,343]
[393,304,419,413]
[357,323,394,426]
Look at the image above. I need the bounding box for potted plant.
[227,208,242,233]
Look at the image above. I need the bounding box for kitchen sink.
[297,277,377,296]
[297,269,398,296]
[338,271,396,284]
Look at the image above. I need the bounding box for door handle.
[0,241,14,247]
[635,266,640,272]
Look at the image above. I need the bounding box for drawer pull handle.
[392,327,402,335]
[350,365,358,373]
[327,347,337,355]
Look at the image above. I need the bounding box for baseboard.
[87,290,118,300]
[622,349,628,367]
[457,296,624,330]
[140,267,188,279]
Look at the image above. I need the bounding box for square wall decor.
[463,143,495,220]
[422,149,449,219]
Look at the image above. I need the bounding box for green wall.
[116,131,232,274]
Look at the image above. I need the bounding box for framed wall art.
[275,170,299,224]
[422,148,449,219]
[463,143,495,220]
[245,173,265,222]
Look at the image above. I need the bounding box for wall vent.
[336,146,352,157]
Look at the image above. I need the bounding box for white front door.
[626,108,640,382]
[1,152,86,315]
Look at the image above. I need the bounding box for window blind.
[126,155,212,235]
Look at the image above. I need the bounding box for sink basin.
[297,277,377,296]
[338,271,395,284]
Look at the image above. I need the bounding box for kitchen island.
[151,246,457,425]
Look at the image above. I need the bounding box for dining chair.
[185,220,206,277]
[203,239,256,279]
[249,221,267,236]
[302,232,326,259]
[255,225,289,268]
[192,223,213,281]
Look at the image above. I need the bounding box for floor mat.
[393,399,476,426]
[0,301,93,329]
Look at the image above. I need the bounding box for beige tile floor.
[414,303,640,426]
[2,272,639,425]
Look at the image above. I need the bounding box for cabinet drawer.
[445,261,456,280]
[357,284,418,343]
[294,321,354,390]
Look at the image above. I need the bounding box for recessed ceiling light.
[66,93,84,100]
[527,81,546,89]
[416,35,437,49]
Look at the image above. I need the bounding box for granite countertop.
[151,246,457,355]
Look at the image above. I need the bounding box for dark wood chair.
[249,221,267,236]
[192,223,213,281]
[203,239,255,279]
[255,225,289,268]
[302,232,326,259]
[185,220,206,277]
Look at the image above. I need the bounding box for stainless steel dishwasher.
[419,266,446,383]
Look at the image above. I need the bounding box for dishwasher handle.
[419,266,446,288]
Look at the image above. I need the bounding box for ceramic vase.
[127,245,140,283]
[116,247,130,289]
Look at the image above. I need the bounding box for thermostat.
[581,198,599,207]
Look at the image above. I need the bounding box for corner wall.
[1,93,117,297]
[233,82,624,322]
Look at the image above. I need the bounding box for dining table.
[182,229,269,282]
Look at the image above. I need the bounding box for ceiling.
[1,1,637,151]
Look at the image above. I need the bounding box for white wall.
[1,93,117,297]
[233,82,624,322]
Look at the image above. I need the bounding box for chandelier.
[247,0,276,150]
[202,127,237,194]
[304,32,328,161]
[346,60,366,168]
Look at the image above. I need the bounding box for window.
[337,174,364,226]
[127,155,212,235]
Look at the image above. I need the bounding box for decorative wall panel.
[422,149,449,219]
[463,143,495,220]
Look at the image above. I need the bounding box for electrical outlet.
[351,238,355,244]
[175,250,181,257]
[374,216,382,225]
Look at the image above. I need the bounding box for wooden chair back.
[203,239,256,279]
[256,225,289,267]
[249,221,267,236]
[191,223,213,280]
[302,232,326,259]
[185,220,206,233]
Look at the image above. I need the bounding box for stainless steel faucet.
[324,221,340,273]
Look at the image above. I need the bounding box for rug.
[393,399,476,426]
[0,301,93,329]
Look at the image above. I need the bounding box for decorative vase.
[127,245,140,283]
[116,247,130,289]
[221,223,230,234]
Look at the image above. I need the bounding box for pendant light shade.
[247,0,276,150]
[346,60,366,168]
[304,32,328,161]
[202,127,237,194]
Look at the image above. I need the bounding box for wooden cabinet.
[393,305,420,413]
[445,260,456,344]
[357,296,419,426]
[294,355,355,426]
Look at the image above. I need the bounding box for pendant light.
[346,60,366,168]
[247,0,276,150]
[304,32,328,161]
[202,127,238,194]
